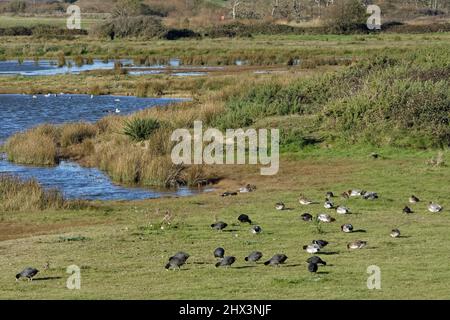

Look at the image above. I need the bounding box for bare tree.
[231,0,241,20]
[272,0,280,17]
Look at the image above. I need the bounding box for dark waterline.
[0,94,203,201]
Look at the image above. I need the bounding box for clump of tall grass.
[61,123,98,147]
[5,124,60,165]
[135,81,165,97]
[57,51,66,68]
[0,175,65,212]
[74,55,84,67]
[123,118,160,142]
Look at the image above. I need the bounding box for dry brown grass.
[60,122,98,147]
[0,175,64,212]
[5,124,60,165]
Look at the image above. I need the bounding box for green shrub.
[92,16,166,39]
[325,0,368,34]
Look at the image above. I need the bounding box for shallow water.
[0,94,201,200]
[0,59,220,76]
[0,59,132,76]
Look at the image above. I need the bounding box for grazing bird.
[312,240,329,248]
[390,229,401,238]
[403,206,413,214]
[341,191,350,199]
[324,199,334,209]
[347,240,367,250]
[326,191,335,199]
[238,214,252,224]
[245,251,263,263]
[363,192,378,200]
[341,224,354,233]
[409,195,420,203]
[275,202,286,210]
[308,262,318,273]
[221,191,237,197]
[165,257,187,270]
[239,184,256,193]
[211,221,228,231]
[264,254,288,266]
[214,247,225,259]
[170,252,190,262]
[303,244,321,254]
[215,256,236,268]
[250,225,262,234]
[318,213,334,223]
[307,256,326,266]
[336,206,350,215]
[299,195,316,205]
[349,189,364,197]
[428,202,443,213]
[371,152,379,159]
[16,267,39,281]
[300,213,313,222]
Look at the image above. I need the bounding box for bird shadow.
[353,229,367,233]
[233,265,258,269]
[33,276,62,281]
[285,264,303,268]
[316,271,330,275]
[318,251,339,255]
[222,229,240,233]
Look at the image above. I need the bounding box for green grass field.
[1,148,449,299]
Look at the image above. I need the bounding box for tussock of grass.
[60,123,98,147]
[0,175,65,212]
[5,124,60,165]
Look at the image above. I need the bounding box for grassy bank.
[1,33,449,64]
[0,175,87,212]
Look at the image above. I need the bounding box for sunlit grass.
[0,150,449,299]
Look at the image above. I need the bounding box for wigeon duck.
[428,202,443,213]
[318,213,334,223]
[336,206,350,214]
[347,240,367,250]
[275,202,286,210]
[390,229,401,238]
[341,223,354,233]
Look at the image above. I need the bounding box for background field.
[0,15,101,29]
